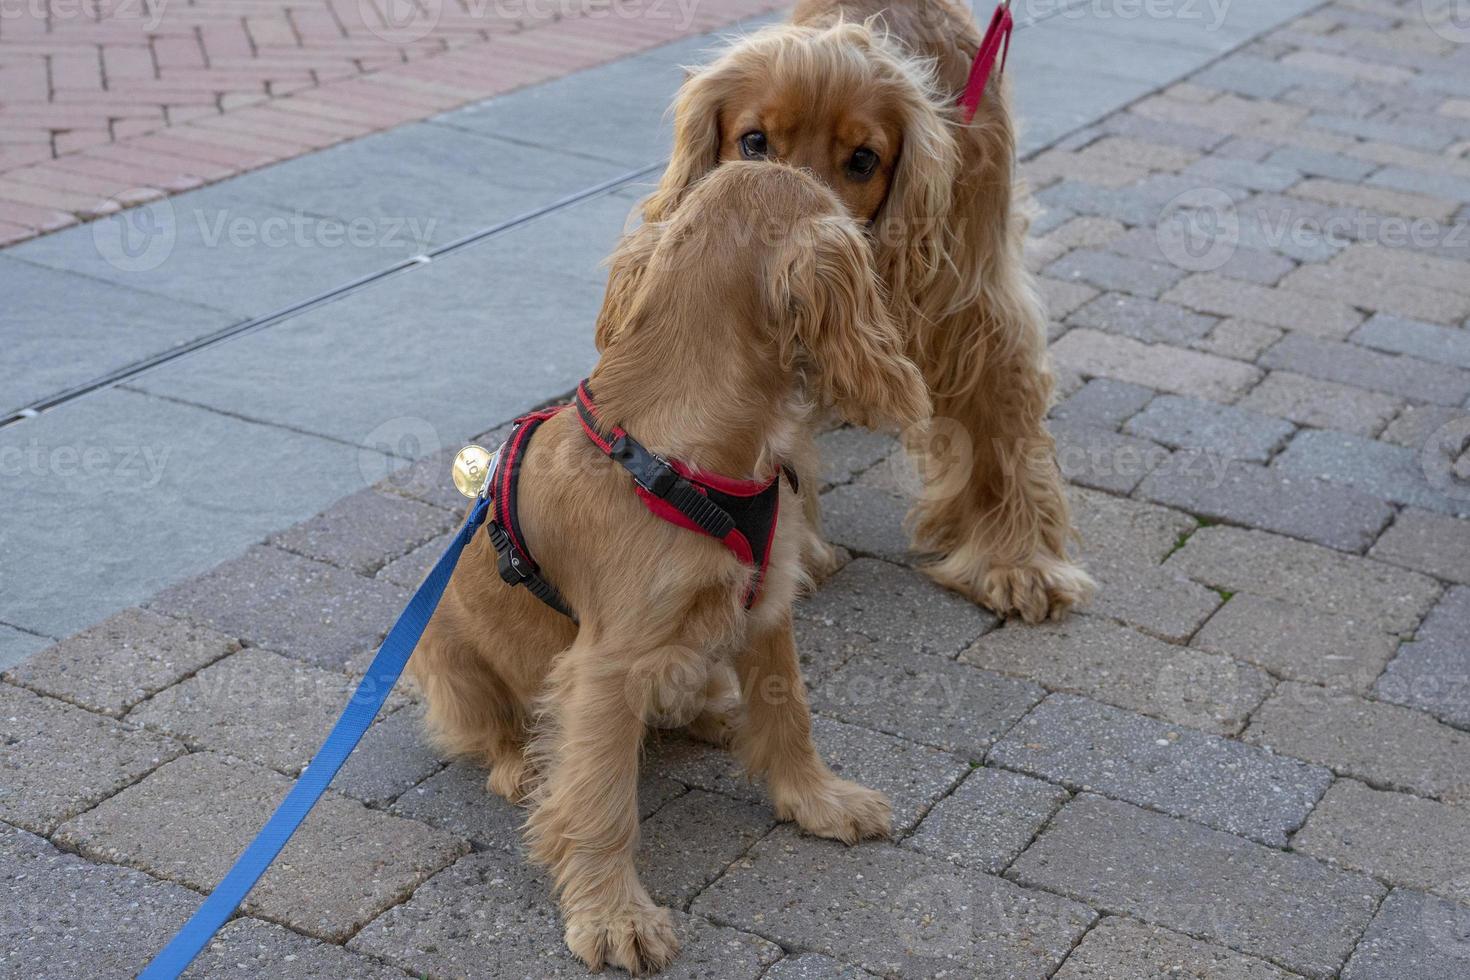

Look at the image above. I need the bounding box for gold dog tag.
[452,444,497,499]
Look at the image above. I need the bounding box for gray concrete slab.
[217,122,631,247]
[0,387,399,639]
[0,624,52,672]
[0,256,239,417]
[127,189,625,449]
[9,186,432,321]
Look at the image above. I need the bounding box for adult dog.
[413,162,929,975]
[632,0,1093,622]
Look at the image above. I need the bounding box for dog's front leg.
[733,618,891,843]
[526,638,678,976]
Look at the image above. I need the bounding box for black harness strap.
[487,410,577,622]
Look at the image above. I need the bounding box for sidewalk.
[6,0,1470,977]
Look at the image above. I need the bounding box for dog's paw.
[927,549,1095,624]
[801,531,847,586]
[776,776,891,844]
[486,754,530,804]
[564,900,680,976]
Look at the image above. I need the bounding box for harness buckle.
[636,453,681,497]
[487,522,530,586]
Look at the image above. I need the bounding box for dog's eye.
[739,131,769,159]
[847,147,880,179]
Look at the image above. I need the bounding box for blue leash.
[141,496,490,979]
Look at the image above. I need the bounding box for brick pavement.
[0,0,780,245]
[6,0,1470,976]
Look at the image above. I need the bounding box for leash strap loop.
[958,0,1014,124]
[140,496,492,980]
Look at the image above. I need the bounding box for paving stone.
[1193,318,1285,360]
[1380,404,1469,449]
[1244,681,1470,800]
[1078,137,1200,174]
[1087,561,1226,644]
[1138,451,1394,552]
[375,527,453,589]
[817,483,912,565]
[1258,315,1466,397]
[903,767,1067,875]
[1165,525,1441,632]
[1294,780,1470,898]
[1282,263,1470,327]
[647,717,969,836]
[788,618,875,688]
[638,789,775,909]
[1046,216,1128,250]
[1192,53,1347,100]
[1044,249,1187,300]
[1164,274,1363,338]
[1340,888,1470,980]
[1307,113,1454,151]
[1374,586,1470,729]
[266,488,454,577]
[149,545,411,671]
[1183,156,1303,192]
[993,693,1330,846]
[815,426,898,488]
[335,704,445,808]
[191,917,414,979]
[391,760,526,851]
[1009,795,1384,979]
[1193,594,1397,693]
[1070,487,1197,568]
[1371,511,1470,585]
[1291,176,1460,221]
[797,558,997,659]
[1263,146,1377,182]
[694,825,1095,979]
[0,682,184,835]
[1066,292,1217,345]
[1053,420,1167,495]
[2,607,238,718]
[127,647,409,776]
[1050,378,1155,429]
[1054,916,1298,980]
[1052,329,1263,403]
[1037,176,1250,229]
[1353,313,1470,370]
[1025,150,1150,191]
[811,651,1043,761]
[1095,112,1231,152]
[0,824,198,980]
[1125,394,1295,463]
[1274,429,1470,518]
[1039,276,1101,322]
[1107,226,1298,287]
[54,753,468,942]
[764,953,877,979]
[962,616,1271,737]
[1369,165,1470,205]
[1237,371,1401,437]
[351,848,782,980]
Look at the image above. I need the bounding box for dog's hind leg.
[411,629,531,802]
[732,618,891,843]
[526,637,679,976]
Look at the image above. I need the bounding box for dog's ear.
[643,66,722,223]
[596,220,661,351]
[769,215,931,431]
[870,67,958,325]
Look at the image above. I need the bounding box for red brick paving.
[0,0,781,247]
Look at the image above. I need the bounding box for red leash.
[958,0,1014,123]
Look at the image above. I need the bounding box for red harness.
[958,0,1014,124]
[484,380,794,620]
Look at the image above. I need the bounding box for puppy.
[636,6,1096,623]
[411,162,930,975]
